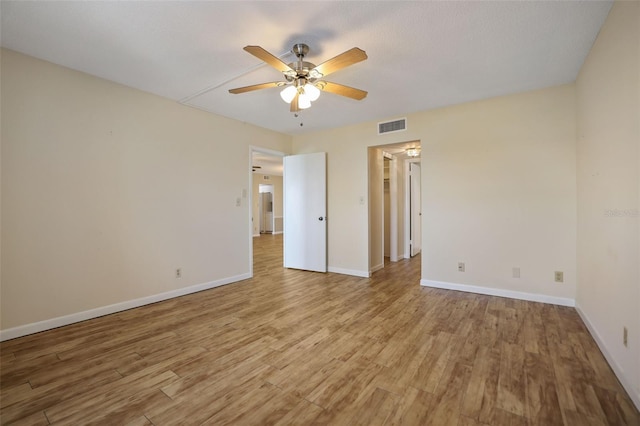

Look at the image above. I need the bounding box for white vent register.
[378,118,407,135]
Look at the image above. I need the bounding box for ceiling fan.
[229,43,368,113]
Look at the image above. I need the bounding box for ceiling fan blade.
[244,45,294,73]
[290,93,300,113]
[228,82,283,94]
[319,81,368,100]
[312,47,367,78]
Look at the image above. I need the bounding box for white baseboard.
[253,233,260,237]
[420,279,575,307]
[0,272,251,342]
[370,263,384,274]
[328,266,370,278]
[575,304,640,410]
[273,231,283,235]
[389,253,406,262]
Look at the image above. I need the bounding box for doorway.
[249,147,285,277]
[367,141,421,274]
[258,184,274,234]
[249,147,329,277]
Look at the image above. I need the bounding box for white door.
[283,152,327,272]
[410,162,422,257]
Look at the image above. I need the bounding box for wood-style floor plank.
[1,234,638,425]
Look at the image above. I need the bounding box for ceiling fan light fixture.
[280,85,297,103]
[298,93,312,109]
[304,83,321,102]
[406,147,420,157]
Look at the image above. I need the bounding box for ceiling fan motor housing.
[284,61,318,82]
[292,43,309,58]
[284,44,322,83]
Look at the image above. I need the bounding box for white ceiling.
[252,151,283,177]
[1,1,612,135]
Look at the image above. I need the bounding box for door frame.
[249,146,285,278]
[388,154,399,262]
[404,158,421,259]
[381,151,399,263]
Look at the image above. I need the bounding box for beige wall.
[576,1,639,405]
[420,86,577,302]
[1,49,291,332]
[271,176,284,219]
[293,84,577,302]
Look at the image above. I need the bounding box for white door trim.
[404,158,421,259]
[389,155,399,262]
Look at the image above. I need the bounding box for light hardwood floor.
[1,234,638,425]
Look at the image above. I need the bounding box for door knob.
[319,217,324,221]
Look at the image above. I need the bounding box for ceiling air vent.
[378,118,407,135]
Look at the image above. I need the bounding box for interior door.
[283,152,327,272]
[410,162,422,257]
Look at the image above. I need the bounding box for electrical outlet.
[554,271,563,283]
[623,327,628,347]
[176,268,182,279]
[235,197,241,207]
[458,262,465,272]
[513,267,520,278]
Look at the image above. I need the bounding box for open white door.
[283,152,327,272]
[410,162,422,257]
